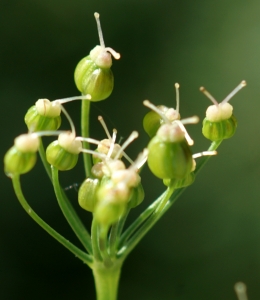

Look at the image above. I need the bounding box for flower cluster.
[3,11,247,300]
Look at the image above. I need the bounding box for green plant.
[4,12,247,300]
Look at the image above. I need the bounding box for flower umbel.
[3,10,247,300]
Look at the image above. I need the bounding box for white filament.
[143,100,169,123]
[98,116,112,140]
[114,131,139,160]
[192,151,217,159]
[105,47,121,59]
[200,86,219,106]
[221,80,247,104]
[76,136,101,146]
[107,129,117,158]
[129,148,148,171]
[60,105,76,136]
[53,94,91,104]
[175,83,180,113]
[94,12,105,48]
[174,120,194,146]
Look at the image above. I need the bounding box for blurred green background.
[1,0,260,299]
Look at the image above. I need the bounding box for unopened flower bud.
[74,13,120,101]
[78,178,100,212]
[46,132,82,171]
[200,81,246,141]
[25,99,61,132]
[4,134,39,176]
[147,123,193,180]
[128,182,145,208]
[143,83,181,138]
[94,199,126,226]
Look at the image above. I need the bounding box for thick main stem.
[92,261,122,300]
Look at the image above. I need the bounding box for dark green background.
[1,1,260,299]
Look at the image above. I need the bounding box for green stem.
[92,260,122,300]
[91,215,103,262]
[81,98,92,177]
[118,192,164,249]
[38,138,52,181]
[195,140,222,174]
[99,224,112,267]
[51,167,93,254]
[12,174,92,266]
[108,222,119,258]
[118,140,222,258]
[109,206,130,258]
[39,141,92,254]
[118,184,175,259]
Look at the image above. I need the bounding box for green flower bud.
[200,81,246,141]
[143,84,181,138]
[46,132,82,171]
[202,115,237,141]
[4,134,39,176]
[147,123,193,180]
[95,199,126,226]
[74,56,114,101]
[143,106,167,138]
[94,178,129,225]
[25,99,61,132]
[78,178,100,212]
[128,182,145,208]
[74,13,120,101]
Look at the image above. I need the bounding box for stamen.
[105,47,121,59]
[192,151,217,159]
[114,131,139,160]
[122,152,135,165]
[32,130,65,138]
[94,12,105,48]
[60,105,76,136]
[53,94,91,104]
[181,116,200,125]
[98,116,112,140]
[221,80,247,104]
[175,83,180,113]
[107,129,117,158]
[129,148,148,171]
[200,87,219,106]
[174,120,194,146]
[143,100,169,123]
[80,148,107,160]
[75,136,101,146]
[234,282,248,300]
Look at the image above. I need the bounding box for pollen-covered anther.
[14,134,40,153]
